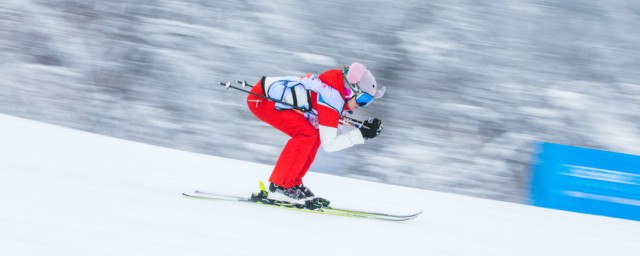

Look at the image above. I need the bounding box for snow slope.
[1,113,639,256]
[3,0,640,203]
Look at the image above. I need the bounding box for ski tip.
[403,211,423,219]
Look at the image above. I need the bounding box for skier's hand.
[359,118,383,140]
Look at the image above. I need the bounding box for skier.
[246,63,385,201]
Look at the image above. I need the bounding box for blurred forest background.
[1,0,639,202]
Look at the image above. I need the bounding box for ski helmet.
[344,63,386,102]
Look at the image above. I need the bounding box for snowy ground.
[1,113,639,256]
[2,1,640,203]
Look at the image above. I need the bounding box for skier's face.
[347,97,359,111]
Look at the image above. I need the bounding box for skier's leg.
[293,135,321,186]
[270,124,318,188]
[246,84,318,188]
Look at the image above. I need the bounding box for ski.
[182,191,420,221]
[182,181,421,221]
[191,190,422,219]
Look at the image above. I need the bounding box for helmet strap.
[342,66,362,96]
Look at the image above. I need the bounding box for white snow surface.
[1,113,639,256]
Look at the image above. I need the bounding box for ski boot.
[269,183,306,200]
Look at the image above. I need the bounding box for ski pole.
[219,81,313,114]
[341,116,364,128]
[219,80,366,127]
[219,81,265,101]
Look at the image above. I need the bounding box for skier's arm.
[318,124,365,152]
[316,104,365,152]
[305,75,365,152]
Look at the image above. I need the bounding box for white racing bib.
[263,76,312,111]
[261,75,344,113]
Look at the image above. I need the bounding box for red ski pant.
[247,80,321,188]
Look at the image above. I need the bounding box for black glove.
[359,118,383,140]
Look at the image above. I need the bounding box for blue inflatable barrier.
[530,142,640,221]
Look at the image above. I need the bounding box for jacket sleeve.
[318,125,365,152]
[304,74,365,152]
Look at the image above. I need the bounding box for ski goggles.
[355,91,375,107]
[343,69,374,107]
